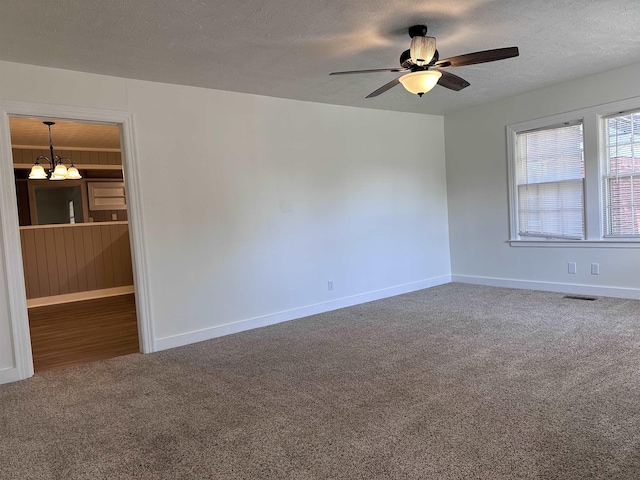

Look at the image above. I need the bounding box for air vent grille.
[563,295,597,301]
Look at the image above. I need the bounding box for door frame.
[0,100,154,381]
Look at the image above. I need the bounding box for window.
[516,122,584,239]
[507,98,640,246]
[603,112,640,236]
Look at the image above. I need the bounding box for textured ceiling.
[10,118,121,150]
[1,1,639,115]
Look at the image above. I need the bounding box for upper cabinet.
[88,182,126,211]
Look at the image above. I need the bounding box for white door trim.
[0,100,155,381]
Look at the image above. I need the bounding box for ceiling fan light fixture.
[399,70,442,96]
[410,36,436,66]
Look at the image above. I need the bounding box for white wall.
[445,62,640,297]
[0,61,450,379]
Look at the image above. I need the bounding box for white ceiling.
[1,0,639,115]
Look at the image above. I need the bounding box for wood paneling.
[15,179,31,225]
[29,294,139,372]
[88,209,128,222]
[20,223,133,299]
[12,147,122,166]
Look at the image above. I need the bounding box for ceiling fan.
[330,25,519,98]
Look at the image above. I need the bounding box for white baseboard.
[154,275,452,352]
[0,366,22,385]
[452,274,640,300]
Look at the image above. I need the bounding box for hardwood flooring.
[28,293,139,372]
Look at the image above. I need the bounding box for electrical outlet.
[328,280,334,291]
[568,262,577,274]
[591,263,600,275]
[112,213,118,221]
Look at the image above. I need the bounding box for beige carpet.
[2,283,640,479]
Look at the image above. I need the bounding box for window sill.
[509,239,640,248]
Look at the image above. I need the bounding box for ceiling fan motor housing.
[400,49,412,68]
[401,49,439,69]
[408,25,428,37]
[407,25,437,66]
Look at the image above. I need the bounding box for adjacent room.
[11,118,138,371]
[0,1,639,479]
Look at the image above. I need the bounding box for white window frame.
[507,96,640,248]
[601,111,640,238]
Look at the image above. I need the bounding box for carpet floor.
[2,283,640,479]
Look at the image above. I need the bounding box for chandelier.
[28,121,82,180]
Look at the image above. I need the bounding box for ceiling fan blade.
[330,68,408,75]
[366,78,402,98]
[436,70,470,91]
[435,46,519,68]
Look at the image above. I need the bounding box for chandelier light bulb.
[28,164,47,180]
[52,163,68,178]
[66,165,82,179]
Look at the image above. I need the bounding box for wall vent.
[563,295,597,301]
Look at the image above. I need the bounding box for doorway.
[10,116,140,371]
[0,102,153,383]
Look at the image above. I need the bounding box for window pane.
[516,122,585,239]
[609,207,636,236]
[517,124,584,185]
[606,176,639,236]
[518,180,584,238]
[609,177,633,206]
[608,146,634,174]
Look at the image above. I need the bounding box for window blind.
[516,122,585,239]
[603,111,640,237]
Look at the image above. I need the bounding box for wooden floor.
[29,293,139,372]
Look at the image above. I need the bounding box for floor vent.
[563,295,597,301]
